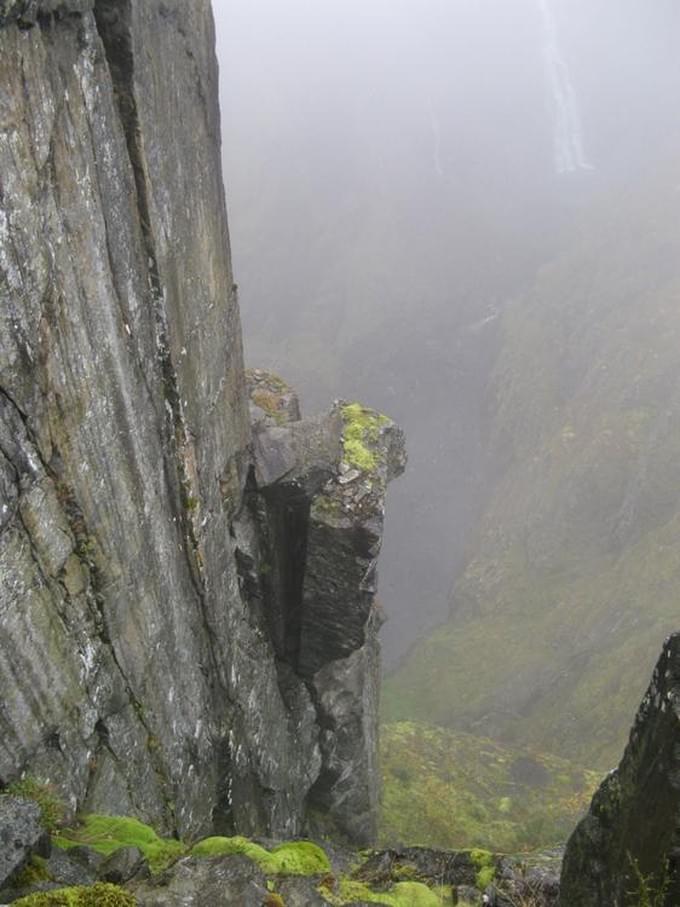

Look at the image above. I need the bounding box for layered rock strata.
[0,2,404,845]
[560,633,680,906]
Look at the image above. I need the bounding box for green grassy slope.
[384,162,680,770]
[380,721,599,853]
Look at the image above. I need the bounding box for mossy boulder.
[319,877,450,906]
[54,816,183,874]
[191,836,330,876]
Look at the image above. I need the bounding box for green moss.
[341,403,389,473]
[191,837,330,876]
[11,855,51,888]
[471,849,495,890]
[391,863,421,882]
[271,841,331,876]
[4,778,66,833]
[54,815,183,873]
[320,879,448,906]
[12,882,136,906]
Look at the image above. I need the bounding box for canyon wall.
[0,0,403,845]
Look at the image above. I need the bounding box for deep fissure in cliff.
[265,488,311,673]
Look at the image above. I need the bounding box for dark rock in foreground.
[561,633,680,906]
[0,797,49,889]
[131,854,269,907]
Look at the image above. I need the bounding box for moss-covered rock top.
[54,816,183,874]
[340,403,391,474]
[5,809,560,906]
[246,368,302,426]
[319,878,452,906]
[190,836,331,876]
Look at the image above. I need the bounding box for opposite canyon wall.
[0,0,403,845]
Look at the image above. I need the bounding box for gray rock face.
[45,846,97,887]
[560,633,680,906]
[277,876,333,906]
[98,846,150,884]
[132,854,268,907]
[0,5,403,845]
[0,797,49,889]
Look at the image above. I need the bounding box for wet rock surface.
[131,854,269,907]
[560,633,680,906]
[0,1,404,848]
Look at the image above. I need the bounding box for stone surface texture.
[0,3,403,845]
[0,797,49,888]
[560,633,680,906]
[131,854,268,907]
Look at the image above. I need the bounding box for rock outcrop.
[0,1,403,845]
[560,633,680,906]
[244,375,405,843]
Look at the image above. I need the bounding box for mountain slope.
[380,721,599,853]
[384,160,680,769]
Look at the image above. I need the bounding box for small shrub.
[627,852,670,907]
[470,849,495,890]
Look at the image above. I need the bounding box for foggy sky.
[212,0,680,661]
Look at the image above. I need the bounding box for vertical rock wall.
[0,2,404,845]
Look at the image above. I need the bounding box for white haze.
[213,0,680,661]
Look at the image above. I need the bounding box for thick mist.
[213,0,680,664]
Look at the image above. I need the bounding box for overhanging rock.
[246,373,406,843]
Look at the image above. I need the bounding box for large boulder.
[131,854,268,906]
[0,796,50,889]
[560,633,680,906]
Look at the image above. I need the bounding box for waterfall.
[537,0,593,174]
[427,98,445,179]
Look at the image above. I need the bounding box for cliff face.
[0,1,403,845]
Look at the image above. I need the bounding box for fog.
[213,0,680,667]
